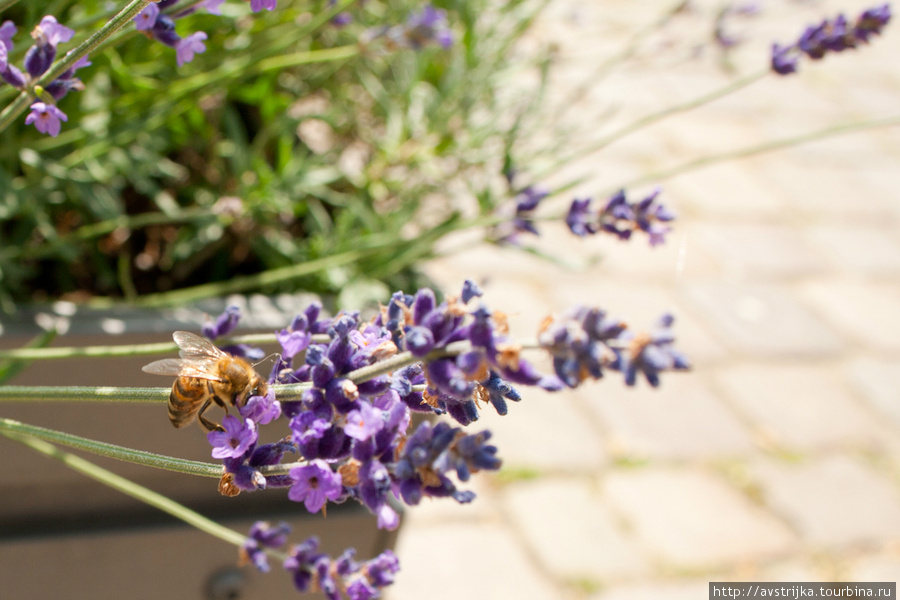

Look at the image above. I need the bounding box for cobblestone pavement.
[387,1,900,599]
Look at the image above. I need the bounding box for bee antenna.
[253,352,282,368]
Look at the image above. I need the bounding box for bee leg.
[197,399,224,433]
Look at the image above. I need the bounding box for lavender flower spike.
[771,4,892,75]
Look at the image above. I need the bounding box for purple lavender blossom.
[367,4,454,51]
[771,43,799,74]
[494,185,549,243]
[538,305,625,387]
[200,0,227,14]
[283,538,400,598]
[207,414,258,459]
[617,313,691,387]
[344,402,384,441]
[24,102,67,137]
[134,4,160,31]
[36,16,75,47]
[250,0,278,12]
[240,521,291,573]
[288,459,343,513]
[202,305,242,339]
[404,5,454,49]
[566,198,597,237]
[856,4,892,41]
[24,16,74,78]
[176,31,208,67]
[0,20,15,51]
[0,44,7,72]
[240,389,281,425]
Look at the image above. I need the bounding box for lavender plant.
[0,286,691,597]
[0,0,896,598]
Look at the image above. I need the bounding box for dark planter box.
[0,296,396,599]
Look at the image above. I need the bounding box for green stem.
[257,44,360,73]
[0,385,169,402]
[536,68,768,183]
[0,0,21,13]
[0,332,322,361]
[0,417,223,476]
[0,0,153,135]
[617,113,900,191]
[2,430,248,548]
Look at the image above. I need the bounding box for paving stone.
[847,553,900,582]
[801,281,900,352]
[691,222,827,280]
[750,455,900,548]
[388,522,561,600]
[604,467,796,568]
[665,163,788,219]
[803,225,900,276]
[580,376,755,461]
[572,224,721,282]
[681,282,845,357]
[479,388,608,474]
[714,363,887,451]
[755,158,899,220]
[503,478,649,581]
[590,580,710,600]
[845,357,900,428]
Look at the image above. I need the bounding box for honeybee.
[142,331,268,432]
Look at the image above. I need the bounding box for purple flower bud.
[0,20,16,52]
[151,14,180,48]
[460,279,483,304]
[24,44,55,78]
[2,64,26,87]
[566,198,596,236]
[202,305,242,339]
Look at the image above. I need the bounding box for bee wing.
[172,331,227,360]
[141,357,225,382]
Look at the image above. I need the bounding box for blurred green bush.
[0,0,549,311]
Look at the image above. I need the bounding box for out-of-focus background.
[389,1,900,598]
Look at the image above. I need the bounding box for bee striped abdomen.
[168,377,211,428]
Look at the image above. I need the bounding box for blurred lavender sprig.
[771,3,891,74]
[566,187,676,246]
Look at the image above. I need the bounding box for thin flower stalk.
[617,113,900,193]
[3,431,254,549]
[536,68,769,184]
[0,418,223,477]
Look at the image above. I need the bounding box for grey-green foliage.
[0,0,549,310]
